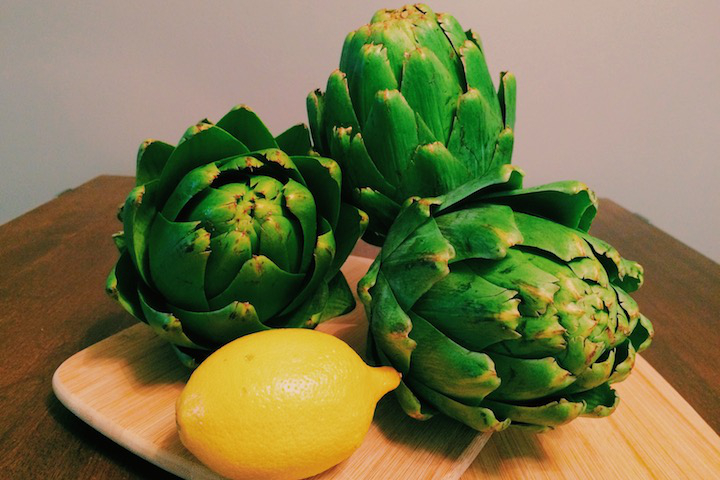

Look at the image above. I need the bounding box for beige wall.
[2,1,718,261]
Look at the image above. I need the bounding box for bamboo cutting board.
[53,256,720,479]
[53,256,491,480]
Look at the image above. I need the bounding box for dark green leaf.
[400,46,461,144]
[436,204,522,261]
[275,123,312,156]
[136,139,174,186]
[148,212,210,311]
[447,89,503,178]
[216,104,278,151]
[171,301,268,346]
[407,313,500,402]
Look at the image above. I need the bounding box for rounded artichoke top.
[358,166,653,432]
[340,4,489,130]
[308,4,516,244]
[108,105,368,366]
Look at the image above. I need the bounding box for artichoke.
[358,165,654,432]
[308,3,516,244]
[106,105,368,367]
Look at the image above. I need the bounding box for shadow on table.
[74,312,191,386]
[45,391,179,479]
[370,395,481,459]
[470,427,548,475]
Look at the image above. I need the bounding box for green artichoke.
[308,3,516,244]
[106,105,368,367]
[358,165,654,432]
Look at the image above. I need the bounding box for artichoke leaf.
[400,46,461,145]
[207,255,304,321]
[447,89,504,179]
[368,271,416,374]
[278,219,335,317]
[170,345,202,369]
[486,352,574,401]
[370,311,435,421]
[216,104,278,151]
[161,163,221,221]
[488,127,514,171]
[395,380,437,421]
[407,313,500,402]
[323,70,361,142]
[556,335,605,376]
[138,289,207,350]
[471,249,559,317]
[381,216,454,311]
[607,340,637,384]
[408,378,510,433]
[380,196,439,261]
[558,349,616,394]
[413,265,521,351]
[437,164,524,214]
[257,214,301,273]
[329,127,397,200]
[357,255,381,319]
[106,250,146,323]
[315,271,356,324]
[567,382,619,417]
[148,212,211,311]
[157,124,248,207]
[250,149,305,186]
[484,181,598,232]
[136,139,174,186]
[435,204,522,262]
[482,397,585,428]
[568,256,609,287]
[403,142,469,199]
[123,181,159,286]
[354,187,401,246]
[328,203,368,279]
[282,271,355,329]
[112,231,126,252]
[350,43,399,128]
[274,123,313,156]
[629,314,654,353]
[280,178,316,272]
[367,21,416,83]
[498,71,517,131]
[292,155,341,229]
[513,212,592,262]
[204,230,253,300]
[338,26,372,97]
[488,309,568,359]
[435,11,468,51]
[457,39,500,116]
[169,302,268,348]
[410,8,464,92]
[581,233,644,292]
[306,89,327,154]
[362,89,419,187]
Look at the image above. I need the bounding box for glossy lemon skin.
[176,328,400,480]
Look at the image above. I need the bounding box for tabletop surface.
[1,175,718,479]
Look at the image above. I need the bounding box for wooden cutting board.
[52,256,491,480]
[53,256,720,479]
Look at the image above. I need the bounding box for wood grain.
[468,355,720,479]
[53,256,491,480]
[1,175,719,479]
[589,200,720,432]
[52,256,720,480]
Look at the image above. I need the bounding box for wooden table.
[1,175,718,479]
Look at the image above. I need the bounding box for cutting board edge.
[52,343,221,480]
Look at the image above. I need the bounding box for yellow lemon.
[176,328,400,480]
